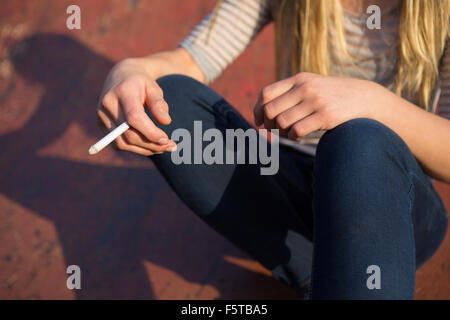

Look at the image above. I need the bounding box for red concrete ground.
[0,0,448,300]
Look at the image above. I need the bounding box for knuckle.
[293,124,304,138]
[114,83,127,96]
[125,110,141,125]
[301,83,314,95]
[263,103,274,119]
[115,80,135,96]
[295,72,306,82]
[261,86,274,101]
[125,131,140,144]
[101,92,115,108]
[312,95,325,107]
[275,114,288,130]
[115,138,127,150]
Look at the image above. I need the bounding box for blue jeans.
[149,75,448,299]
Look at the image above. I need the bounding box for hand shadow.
[0,33,299,299]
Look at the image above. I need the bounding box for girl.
[96,0,449,299]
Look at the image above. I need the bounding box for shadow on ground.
[0,33,299,299]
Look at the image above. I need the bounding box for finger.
[123,127,177,152]
[99,103,175,153]
[101,87,170,145]
[97,107,117,131]
[274,119,289,137]
[145,80,172,125]
[260,75,299,104]
[98,92,120,123]
[277,128,289,138]
[98,106,170,151]
[96,113,110,134]
[115,135,157,156]
[254,75,297,126]
[288,113,323,141]
[275,101,314,130]
[262,85,305,121]
[253,93,264,127]
[118,94,170,144]
[263,113,276,131]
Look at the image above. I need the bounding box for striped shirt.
[179,0,450,149]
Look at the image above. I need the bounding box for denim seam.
[211,99,235,120]
[406,173,417,290]
[192,97,227,117]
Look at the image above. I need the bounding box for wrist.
[117,48,206,83]
[142,48,206,83]
[363,80,396,124]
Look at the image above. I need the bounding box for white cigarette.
[89,121,130,155]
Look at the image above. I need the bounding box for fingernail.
[159,107,171,117]
[158,107,171,122]
[158,137,169,145]
[166,145,177,152]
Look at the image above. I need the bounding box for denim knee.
[156,74,203,95]
[156,74,204,116]
[318,118,407,156]
[316,118,413,182]
[313,118,415,224]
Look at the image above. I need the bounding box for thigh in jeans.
[149,74,315,291]
[311,118,448,299]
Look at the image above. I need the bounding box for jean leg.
[311,118,448,299]
[150,75,315,292]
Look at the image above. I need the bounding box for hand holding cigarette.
[94,59,177,156]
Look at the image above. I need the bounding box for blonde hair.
[210,0,450,110]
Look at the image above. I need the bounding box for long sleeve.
[179,0,272,84]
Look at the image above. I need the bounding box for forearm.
[120,47,206,83]
[370,84,450,183]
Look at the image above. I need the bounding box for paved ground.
[0,0,448,299]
